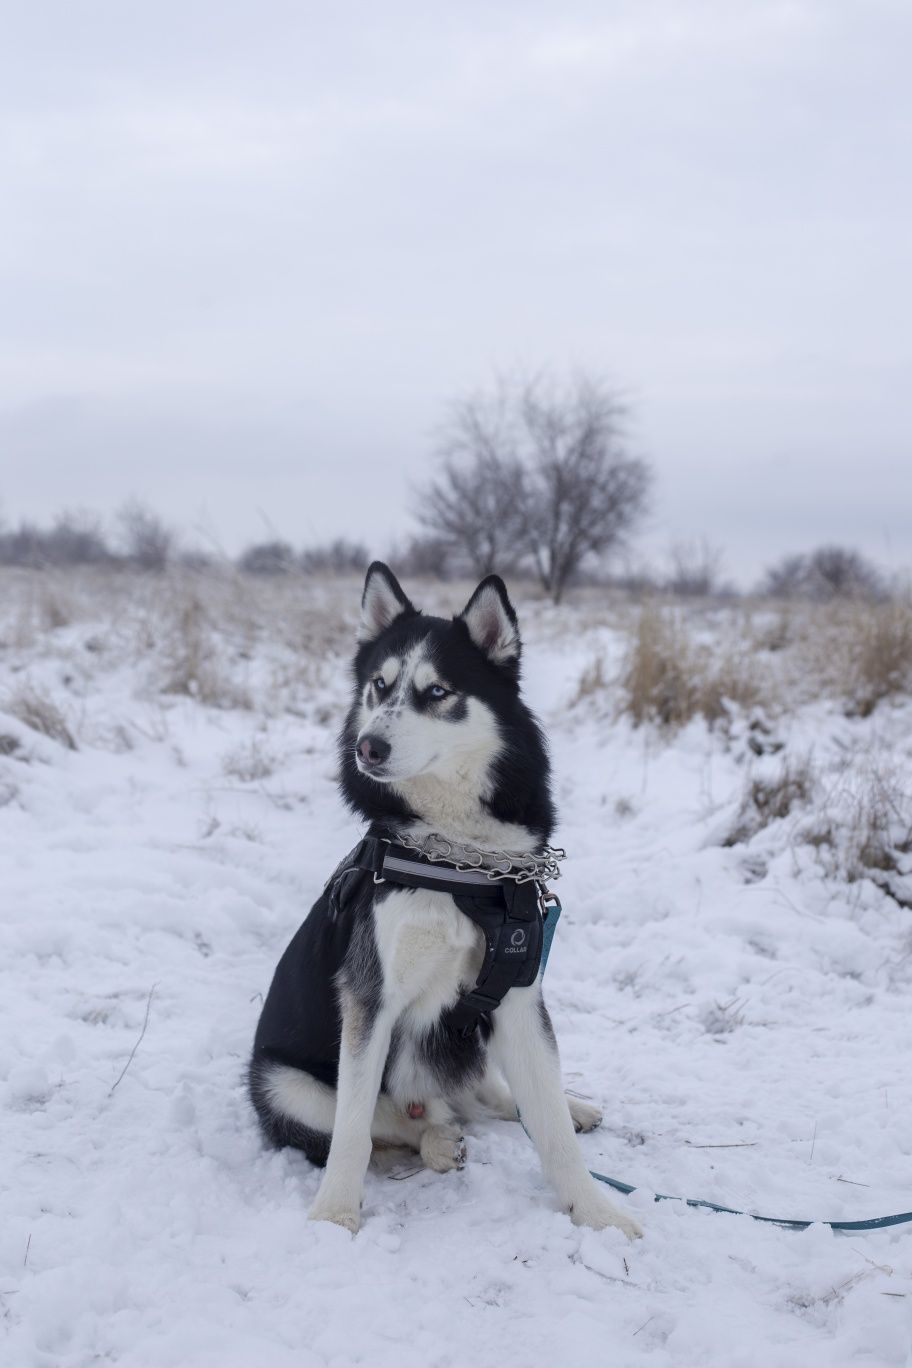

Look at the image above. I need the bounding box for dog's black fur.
[247,565,642,1240]
[249,569,554,1164]
[249,571,554,1165]
[337,574,555,842]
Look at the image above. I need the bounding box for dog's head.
[338,563,554,843]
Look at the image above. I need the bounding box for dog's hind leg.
[473,1071,520,1121]
[249,1060,335,1165]
[370,1094,466,1172]
[472,1068,603,1132]
[252,1059,465,1179]
[566,1094,603,1133]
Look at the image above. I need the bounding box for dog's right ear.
[358,562,415,642]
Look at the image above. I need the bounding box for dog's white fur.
[276,573,642,1239]
[302,881,639,1237]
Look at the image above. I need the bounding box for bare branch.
[415,373,651,598]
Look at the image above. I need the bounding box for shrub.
[394,535,455,580]
[238,541,295,576]
[761,545,884,602]
[0,513,111,568]
[117,502,174,571]
[299,539,369,575]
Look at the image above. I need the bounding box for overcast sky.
[2,0,910,585]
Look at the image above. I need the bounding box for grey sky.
[2,0,910,585]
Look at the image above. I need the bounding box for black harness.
[329,835,559,1034]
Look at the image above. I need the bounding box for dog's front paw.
[420,1123,467,1173]
[570,1188,642,1240]
[567,1095,603,1133]
[308,1198,361,1234]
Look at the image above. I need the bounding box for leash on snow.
[538,898,912,1234]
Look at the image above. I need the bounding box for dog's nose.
[357,735,391,767]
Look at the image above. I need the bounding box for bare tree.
[419,386,526,578]
[118,501,173,571]
[419,375,651,601]
[517,377,650,602]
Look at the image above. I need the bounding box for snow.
[1,571,911,1367]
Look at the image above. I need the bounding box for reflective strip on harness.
[381,853,498,888]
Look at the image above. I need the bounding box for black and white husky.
[249,563,641,1239]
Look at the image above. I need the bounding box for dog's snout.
[357,734,391,767]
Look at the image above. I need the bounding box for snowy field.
[2,568,911,1368]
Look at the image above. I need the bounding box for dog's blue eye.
[428,684,449,700]
[373,676,386,693]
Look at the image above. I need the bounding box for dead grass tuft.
[619,602,759,730]
[5,685,77,750]
[160,591,252,710]
[37,585,73,631]
[570,655,607,705]
[802,763,912,901]
[724,757,815,847]
[750,606,794,654]
[222,737,277,782]
[845,598,912,716]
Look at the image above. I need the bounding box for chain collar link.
[393,831,565,885]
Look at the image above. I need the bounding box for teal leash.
[538,897,912,1234]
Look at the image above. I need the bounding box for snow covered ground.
[2,569,911,1367]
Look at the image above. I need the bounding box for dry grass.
[749,605,794,654]
[5,685,77,750]
[2,567,910,736]
[160,591,253,711]
[222,737,277,783]
[801,763,912,901]
[36,584,74,631]
[789,597,912,715]
[619,601,760,730]
[724,757,815,847]
[570,655,607,705]
[723,751,912,906]
[844,598,912,716]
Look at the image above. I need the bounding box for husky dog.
[249,563,641,1239]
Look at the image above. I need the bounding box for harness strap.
[338,836,550,1034]
[449,881,544,1033]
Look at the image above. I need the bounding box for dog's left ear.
[358,562,415,642]
[458,576,521,670]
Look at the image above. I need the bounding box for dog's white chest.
[374,888,483,1026]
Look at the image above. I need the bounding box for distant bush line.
[0,502,902,601]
